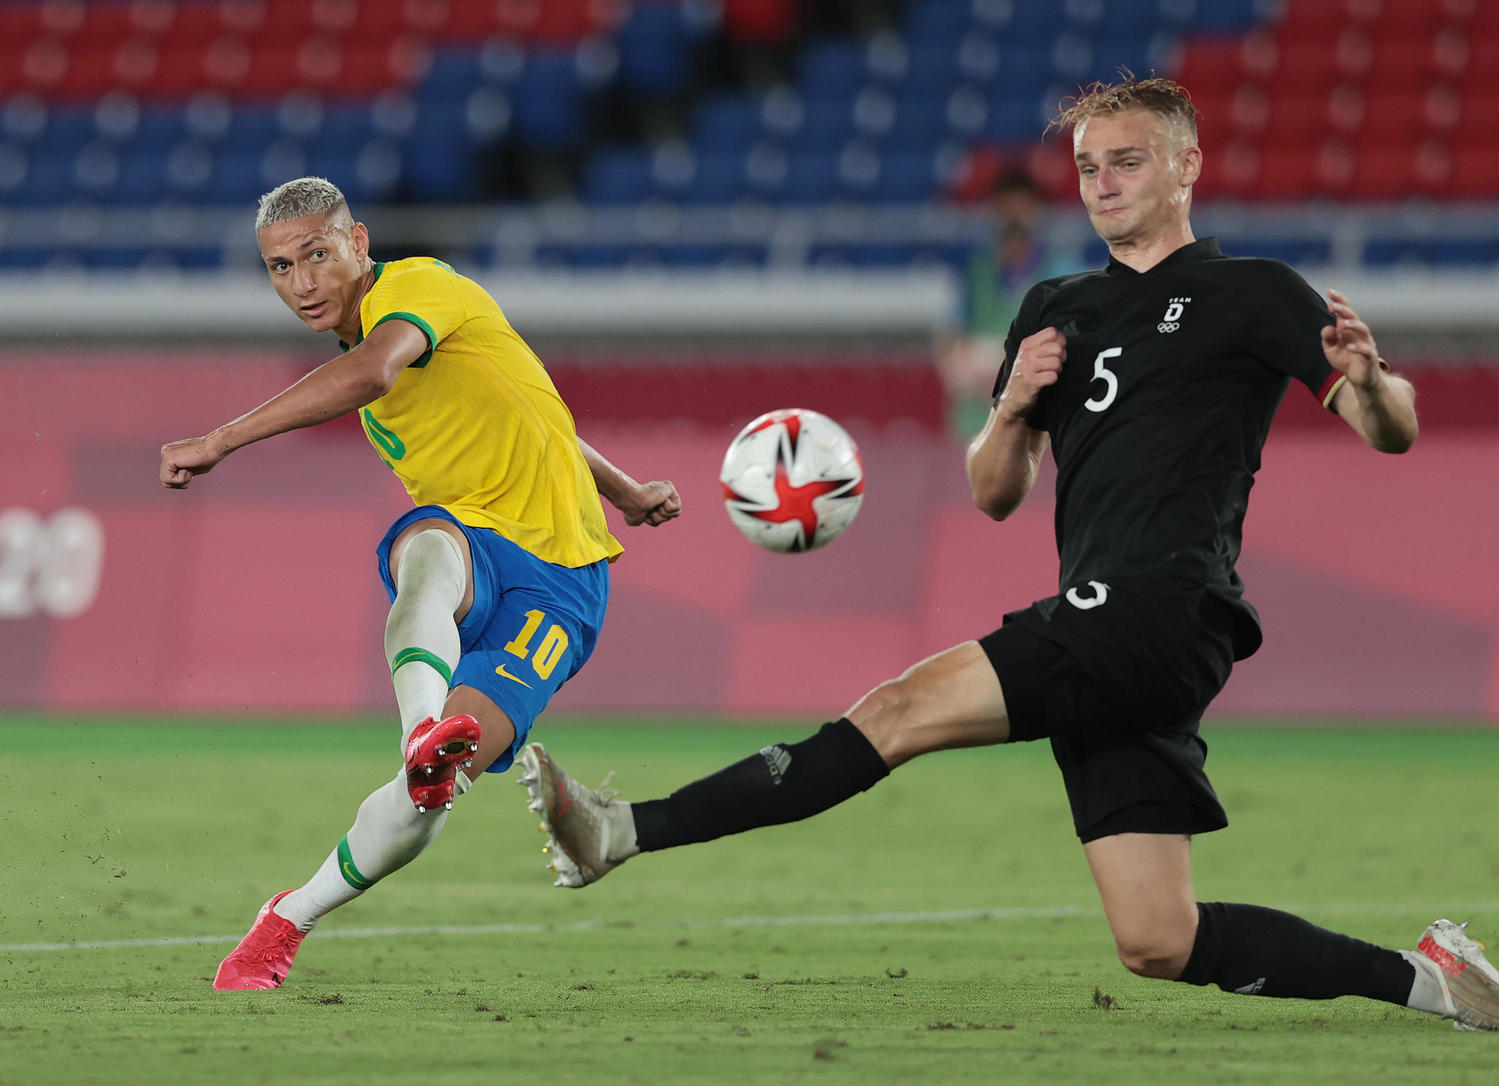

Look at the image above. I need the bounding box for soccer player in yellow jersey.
[159,176,681,990]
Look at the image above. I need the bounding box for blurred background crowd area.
[0,0,1495,277]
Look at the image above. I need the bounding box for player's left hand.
[1321,288,1383,390]
[617,480,682,527]
[160,434,228,489]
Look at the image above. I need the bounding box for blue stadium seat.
[794,98,856,150]
[871,148,938,203]
[903,43,961,96]
[114,148,171,207]
[798,38,867,99]
[904,0,974,48]
[224,107,281,154]
[214,149,268,206]
[995,4,1067,43]
[1093,0,1169,39]
[1189,0,1268,34]
[889,91,948,149]
[984,92,1047,143]
[133,108,190,154]
[43,108,95,153]
[17,150,75,207]
[617,0,700,98]
[579,145,655,206]
[991,47,1055,93]
[692,95,764,154]
[422,48,487,101]
[781,148,841,203]
[320,104,379,154]
[683,150,750,204]
[511,49,587,150]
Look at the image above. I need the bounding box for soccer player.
[521,78,1499,1030]
[159,176,681,990]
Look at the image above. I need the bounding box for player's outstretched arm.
[966,327,1061,519]
[1323,288,1418,454]
[159,321,427,489]
[577,437,682,527]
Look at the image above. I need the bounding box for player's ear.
[1178,144,1203,188]
[351,221,370,259]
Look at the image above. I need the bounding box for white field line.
[5,900,1499,955]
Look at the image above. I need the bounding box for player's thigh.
[442,684,517,780]
[387,516,476,620]
[1084,832,1199,977]
[846,641,1011,768]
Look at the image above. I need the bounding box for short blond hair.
[1052,74,1199,141]
[255,176,353,232]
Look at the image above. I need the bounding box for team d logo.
[1158,296,1191,333]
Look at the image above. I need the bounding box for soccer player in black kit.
[519,77,1499,1029]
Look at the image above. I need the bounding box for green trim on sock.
[337,836,375,891]
[390,647,452,684]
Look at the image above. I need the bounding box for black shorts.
[978,581,1238,843]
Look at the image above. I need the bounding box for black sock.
[632,718,890,852]
[1177,901,1416,1003]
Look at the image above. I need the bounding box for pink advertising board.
[4,351,1497,721]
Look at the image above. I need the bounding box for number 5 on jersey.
[1084,347,1122,413]
[497,608,570,688]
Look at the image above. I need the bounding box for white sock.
[274,774,448,932]
[384,529,466,743]
[1401,950,1453,1016]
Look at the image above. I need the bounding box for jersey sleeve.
[991,281,1050,430]
[1247,261,1343,411]
[363,260,468,368]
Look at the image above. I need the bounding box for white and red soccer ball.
[719,408,865,553]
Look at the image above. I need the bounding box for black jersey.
[993,238,1342,659]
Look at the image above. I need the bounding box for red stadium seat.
[1258,92,1321,149]
[1272,0,1376,39]
[1251,145,1327,200]
[1343,141,1449,200]
[1367,35,1447,93]
[1173,37,1262,97]
[1442,146,1499,198]
[1361,88,1438,145]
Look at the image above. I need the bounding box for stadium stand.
[0,0,1494,273]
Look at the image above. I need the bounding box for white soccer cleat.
[1415,919,1499,1031]
[516,742,633,888]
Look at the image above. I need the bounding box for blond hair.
[1052,74,1199,141]
[255,176,353,233]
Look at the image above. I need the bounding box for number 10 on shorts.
[502,609,570,680]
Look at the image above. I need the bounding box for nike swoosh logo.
[495,662,532,688]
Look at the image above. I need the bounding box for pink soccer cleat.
[212,890,305,990]
[404,713,482,813]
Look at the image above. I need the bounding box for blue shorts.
[376,505,610,774]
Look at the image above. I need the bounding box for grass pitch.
[2,716,1497,1085]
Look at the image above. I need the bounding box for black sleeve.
[1247,261,1341,409]
[990,282,1051,430]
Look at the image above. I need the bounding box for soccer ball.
[719,408,865,553]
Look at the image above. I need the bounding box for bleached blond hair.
[255,176,354,233]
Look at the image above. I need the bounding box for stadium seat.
[510,48,589,150]
[798,38,867,98]
[580,145,655,206]
[617,1,703,98]
[693,95,765,154]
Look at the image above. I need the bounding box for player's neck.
[1106,223,1197,274]
[333,260,378,344]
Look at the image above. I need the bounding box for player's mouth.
[300,301,328,319]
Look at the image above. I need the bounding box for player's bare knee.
[1114,933,1193,980]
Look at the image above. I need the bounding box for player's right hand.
[998,326,1066,421]
[160,434,228,489]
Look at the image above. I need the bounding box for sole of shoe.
[516,745,589,888]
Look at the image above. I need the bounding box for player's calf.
[404,713,481,813]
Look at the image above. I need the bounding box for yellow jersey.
[350,257,622,568]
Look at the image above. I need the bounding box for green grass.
[2,716,1498,1085]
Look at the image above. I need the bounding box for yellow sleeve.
[362,260,468,367]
